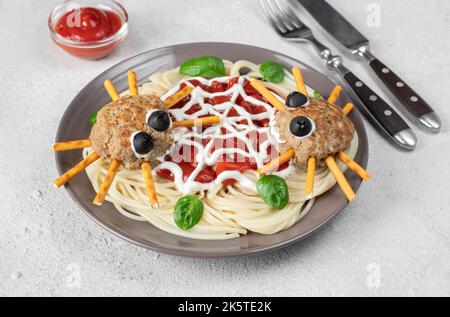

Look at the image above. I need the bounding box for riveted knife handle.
[369,58,440,132]
[343,71,414,145]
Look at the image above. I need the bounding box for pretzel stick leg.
[165,86,193,108]
[141,162,159,208]
[53,139,91,152]
[173,116,221,128]
[305,157,316,198]
[250,79,286,111]
[337,152,372,181]
[292,67,308,96]
[54,152,100,188]
[93,159,121,206]
[327,85,342,104]
[342,103,354,116]
[104,80,120,101]
[340,100,371,180]
[128,70,138,96]
[324,156,356,202]
[256,149,295,177]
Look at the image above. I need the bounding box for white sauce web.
[157,76,295,194]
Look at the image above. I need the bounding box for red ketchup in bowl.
[49,1,128,59]
[55,7,122,43]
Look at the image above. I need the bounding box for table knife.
[260,0,416,150]
[297,0,441,132]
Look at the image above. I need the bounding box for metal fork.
[259,0,417,151]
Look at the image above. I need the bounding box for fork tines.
[259,0,311,38]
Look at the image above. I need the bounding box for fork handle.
[334,65,416,150]
[306,37,416,149]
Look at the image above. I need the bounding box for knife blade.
[297,0,441,133]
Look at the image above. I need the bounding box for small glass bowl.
[48,0,129,59]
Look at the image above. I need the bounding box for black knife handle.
[343,71,410,136]
[369,58,435,118]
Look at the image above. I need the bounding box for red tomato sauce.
[157,77,288,184]
[55,7,122,42]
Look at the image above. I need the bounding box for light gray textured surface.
[0,0,449,297]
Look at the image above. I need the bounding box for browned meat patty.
[90,95,173,169]
[275,98,355,169]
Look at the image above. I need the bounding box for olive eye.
[132,132,154,155]
[289,116,315,138]
[285,91,309,108]
[147,110,171,132]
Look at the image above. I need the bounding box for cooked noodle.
[84,60,358,240]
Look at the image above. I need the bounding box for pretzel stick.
[342,103,354,116]
[339,101,371,180]
[54,152,100,188]
[93,159,121,206]
[128,70,138,96]
[164,86,193,108]
[324,156,356,202]
[141,162,159,208]
[256,149,295,177]
[104,80,120,101]
[305,157,316,198]
[52,139,91,152]
[337,152,372,181]
[173,116,221,128]
[292,67,308,96]
[327,85,342,104]
[250,79,286,111]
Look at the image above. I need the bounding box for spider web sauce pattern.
[155,76,294,194]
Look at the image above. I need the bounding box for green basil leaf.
[179,56,226,78]
[256,175,289,210]
[89,109,99,125]
[313,90,323,99]
[260,60,285,84]
[174,195,204,230]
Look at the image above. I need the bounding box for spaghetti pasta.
[83,60,359,240]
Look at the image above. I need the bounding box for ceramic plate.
[55,42,368,257]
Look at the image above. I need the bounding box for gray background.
[0,0,449,296]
